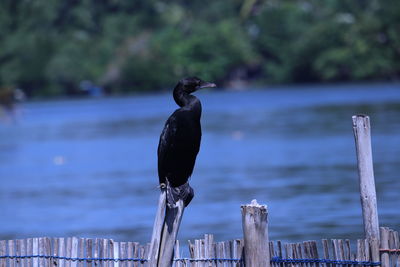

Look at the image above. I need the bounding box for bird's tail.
[166,180,194,208]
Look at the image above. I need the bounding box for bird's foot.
[166,181,194,208]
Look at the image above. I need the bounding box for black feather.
[157,77,215,207]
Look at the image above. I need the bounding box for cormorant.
[157,77,216,207]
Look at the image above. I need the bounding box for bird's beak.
[198,82,217,89]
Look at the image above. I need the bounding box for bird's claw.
[165,181,194,208]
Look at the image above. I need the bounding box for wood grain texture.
[1,226,400,266]
[148,189,167,266]
[158,199,185,267]
[352,115,380,240]
[33,238,39,267]
[241,199,270,267]
[380,227,390,267]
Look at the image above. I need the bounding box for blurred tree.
[0,0,399,97]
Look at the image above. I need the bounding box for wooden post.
[58,238,65,267]
[148,187,186,267]
[0,240,5,267]
[380,227,390,267]
[241,199,270,267]
[86,239,93,267]
[148,189,167,266]
[157,200,185,267]
[8,240,14,267]
[33,238,39,267]
[71,237,78,267]
[20,239,27,267]
[173,240,181,267]
[352,115,380,240]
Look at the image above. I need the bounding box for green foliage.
[0,0,399,97]
[252,0,400,83]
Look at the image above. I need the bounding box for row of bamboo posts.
[0,115,399,266]
[0,227,399,266]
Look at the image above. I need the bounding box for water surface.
[0,83,399,247]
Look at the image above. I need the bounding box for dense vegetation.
[0,0,399,97]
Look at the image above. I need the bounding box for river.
[0,83,399,248]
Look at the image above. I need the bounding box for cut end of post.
[241,199,267,208]
[352,114,370,128]
[240,199,268,217]
[353,114,368,118]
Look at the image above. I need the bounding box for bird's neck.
[173,85,202,117]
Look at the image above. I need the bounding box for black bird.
[158,77,216,207]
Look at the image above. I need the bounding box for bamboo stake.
[78,238,84,267]
[391,229,400,267]
[86,239,93,267]
[113,241,120,267]
[20,239,27,267]
[109,240,115,267]
[173,240,181,267]
[45,238,52,267]
[127,242,133,267]
[0,240,5,267]
[241,199,270,267]
[157,199,185,267]
[277,241,283,267]
[15,240,21,267]
[8,240,14,267]
[33,238,39,267]
[352,115,380,240]
[133,242,139,267]
[59,238,66,267]
[119,242,127,267]
[149,184,186,267]
[38,238,45,267]
[148,188,167,265]
[53,238,59,267]
[322,239,330,267]
[94,239,100,267]
[380,227,390,267]
[370,238,380,265]
[27,239,33,267]
[101,239,108,267]
[71,237,79,267]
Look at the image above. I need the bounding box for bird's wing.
[157,115,178,184]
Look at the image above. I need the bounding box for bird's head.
[179,77,216,93]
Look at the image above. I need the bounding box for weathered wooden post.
[241,199,270,267]
[352,115,380,241]
[148,187,186,267]
[0,240,6,267]
[157,200,185,266]
[379,227,390,267]
[148,188,167,266]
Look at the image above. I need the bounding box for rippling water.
[0,83,399,246]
